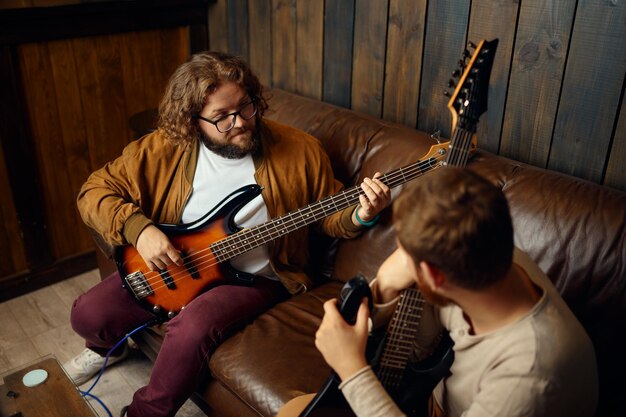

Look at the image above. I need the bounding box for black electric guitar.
[295,38,500,417]
[293,276,454,417]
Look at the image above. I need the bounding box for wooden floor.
[0,269,205,417]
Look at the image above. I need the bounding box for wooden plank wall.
[0,0,210,299]
[207,0,626,191]
[16,29,189,261]
[0,27,190,295]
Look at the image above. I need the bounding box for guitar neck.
[210,155,444,262]
[376,288,425,388]
[444,126,475,169]
[210,116,475,263]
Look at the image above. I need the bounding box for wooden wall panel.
[209,0,228,53]
[218,0,626,191]
[322,0,355,108]
[0,144,28,277]
[548,0,626,183]
[0,44,51,278]
[19,43,83,259]
[604,95,626,190]
[382,0,426,127]
[48,40,93,252]
[160,28,191,96]
[271,0,296,91]
[0,1,205,299]
[418,0,470,139]
[77,35,130,173]
[16,29,190,261]
[295,0,323,100]
[227,0,249,62]
[500,0,576,167]
[351,0,389,117]
[466,0,519,154]
[248,0,272,87]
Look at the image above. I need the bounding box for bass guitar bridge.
[124,271,154,300]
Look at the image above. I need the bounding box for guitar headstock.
[446,39,499,133]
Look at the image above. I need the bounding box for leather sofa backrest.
[265,88,626,415]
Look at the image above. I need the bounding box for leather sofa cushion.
[207,280,344,417]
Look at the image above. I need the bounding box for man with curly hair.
[64,51,390,417]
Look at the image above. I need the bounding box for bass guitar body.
[115,185,262,321]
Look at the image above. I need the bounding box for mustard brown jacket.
[77,119,362,294]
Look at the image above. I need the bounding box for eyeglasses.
[194,98,258,133]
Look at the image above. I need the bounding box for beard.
[200,125,260,159]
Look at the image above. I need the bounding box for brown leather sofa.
[97,88,626,417]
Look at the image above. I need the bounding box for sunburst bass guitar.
[115,143,456,321]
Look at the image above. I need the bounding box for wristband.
[355,206,380,227]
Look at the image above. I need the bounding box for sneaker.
[63,345,129,386]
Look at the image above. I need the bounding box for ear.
[418,261,446,290]
[396,242,418,278]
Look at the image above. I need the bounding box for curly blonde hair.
[158,51,268,143]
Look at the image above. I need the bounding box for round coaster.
[22,369,48,387]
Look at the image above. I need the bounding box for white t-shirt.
[181,144,276,279]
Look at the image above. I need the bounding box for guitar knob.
[167,311,176,319]
[153,305,161,313]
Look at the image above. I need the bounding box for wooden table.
[0,357,97,417]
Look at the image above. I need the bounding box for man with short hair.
[315,167,598,417]
[65,51,390,417]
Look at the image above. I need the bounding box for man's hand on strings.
[136,225,183,271]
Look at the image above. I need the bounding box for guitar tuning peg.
[452,69,461,78]
[448,79,456,88]
[443,90,450,97]
[468,41,477,49]
[462,49,471,58]
[458,59,465,67]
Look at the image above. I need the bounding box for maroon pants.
[70,271,289,417]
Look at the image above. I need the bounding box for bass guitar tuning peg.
[448,79,456,88]
[468,41,477,49]
[452,69,461,78]
[443,90,450,97]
